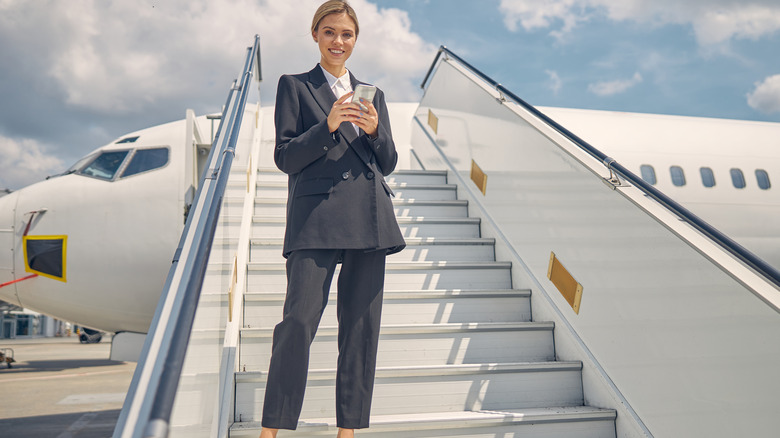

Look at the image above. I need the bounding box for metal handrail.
[145,35,259,437]
[422,46,780,290]
[113,35,261,438]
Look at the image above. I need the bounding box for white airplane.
[0,110,212,349]
[0,101,778,357]
[539,106,780,268]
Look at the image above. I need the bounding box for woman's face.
[313,12,356,75]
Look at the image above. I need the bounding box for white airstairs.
[117,41,780,438]
[225,166,617,437]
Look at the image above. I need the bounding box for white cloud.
[347,1,437,100]
[588,72,643,96]
[499,0,585,35]
[747,74,780,113]
[498,0,780,46]
[693,5,780,46]
[545,70,563,95]
[2,0,434,114]
[0,135,64,190]
[0,0,436,186]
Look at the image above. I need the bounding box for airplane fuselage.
[0,117,196,333]
[541,106,780,269]
[0,104,777,337]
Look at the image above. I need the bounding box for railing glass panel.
[412,54,780,437]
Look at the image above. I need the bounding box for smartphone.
[351,84,376,111]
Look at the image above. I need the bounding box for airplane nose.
[0,191,19,292]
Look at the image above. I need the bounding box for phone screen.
[351,84,376,111]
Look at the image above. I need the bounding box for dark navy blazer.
[274,65,405,257]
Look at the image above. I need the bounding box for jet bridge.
[114,39,780,438]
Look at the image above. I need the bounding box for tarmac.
[0,336,136,437]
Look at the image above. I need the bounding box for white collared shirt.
[320,65,359,135]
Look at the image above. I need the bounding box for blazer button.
[366,171,375,180]
[342,171,350,180]
[323,146,329,151]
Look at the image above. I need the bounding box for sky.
[2,0,780,190]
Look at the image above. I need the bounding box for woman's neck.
[320,60,347,78]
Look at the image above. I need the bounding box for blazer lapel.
[305,66,371,165]
[306,66,336,116]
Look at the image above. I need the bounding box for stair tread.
[256,168,448,176]
[250,216,480,224]
[246,261,512,269]
[217,238,494,246]
[236,361,582,382]
[241,321,555,337]
[249,237,493,246]
[218,216,482,227]
[255,181,457,190]
[252,198,468,205]
[208,259,512,272]
[230,406,617,432]
[244,289,531,300]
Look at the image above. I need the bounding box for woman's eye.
[324,30,334,36]
[343,33,353,39]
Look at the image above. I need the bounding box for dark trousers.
[261,248,386,430]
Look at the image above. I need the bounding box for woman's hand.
[327,93,379,138]
[352,98,379,138]
[327,92,360,133]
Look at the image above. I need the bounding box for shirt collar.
[320,64,351,91]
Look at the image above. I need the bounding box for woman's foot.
[259,427,278,438]
[337,428,354,438]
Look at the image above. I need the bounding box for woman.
[259,1,405,437]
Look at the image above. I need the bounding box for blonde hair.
[311,0,359,37]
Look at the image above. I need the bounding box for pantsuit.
[261,248,386,430]
[260,65,405,430]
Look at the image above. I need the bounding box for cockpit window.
[121,148,169,178]
[66,152,98,174]
[79,150,130,180]
[116,136,140,144]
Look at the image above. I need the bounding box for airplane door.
[0,191,19,303]
[184,110,211,210]
[0,229,12,272]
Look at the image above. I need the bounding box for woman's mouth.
[329,49,345,55]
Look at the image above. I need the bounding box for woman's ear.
[312,31,318,43]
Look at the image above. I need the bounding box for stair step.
[190,292,228,330]
[176,328,224,374]
[223,166,616,435]
[240,322,555,371]
[256,182,458,201]
[245,216,482,239]
[229,407,617,438]
[244,289,532,327]
[234,362,584,422]
[384,170,448,185]
[257,169,448,186]
[236,261,512,293]
[248,237,494,261]
[245,198,469,218]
